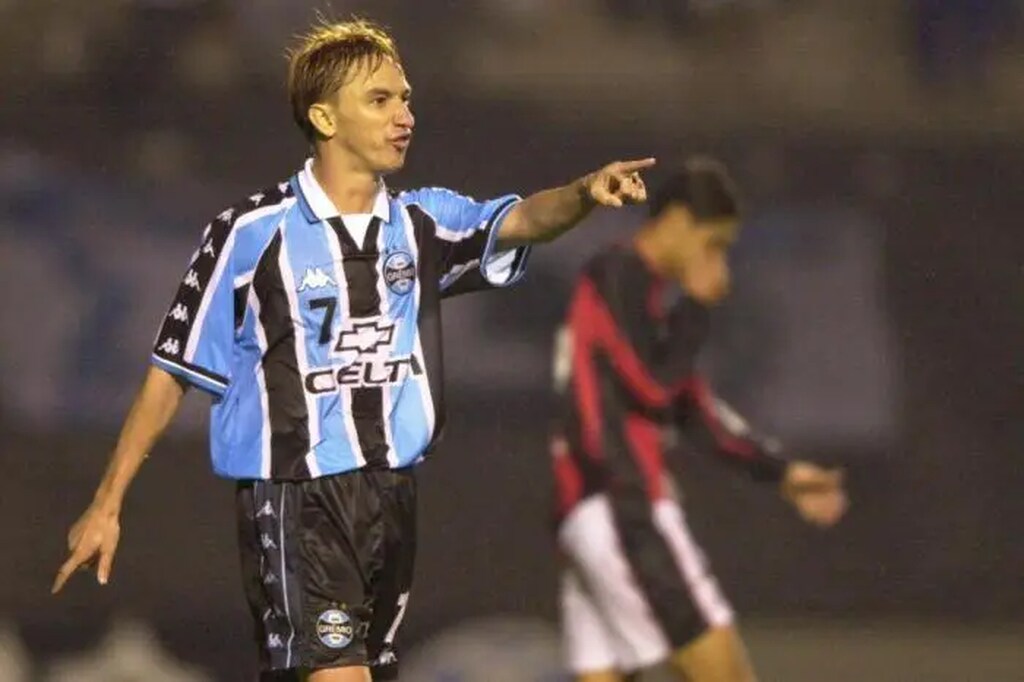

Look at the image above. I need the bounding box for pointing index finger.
[614,157,657,174]
[52,558,79,594]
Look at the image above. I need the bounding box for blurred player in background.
[51,17,656,682]
[550,158,848,682]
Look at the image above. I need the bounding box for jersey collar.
[292,158,391,225]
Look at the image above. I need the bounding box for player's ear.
[308,103,336,139]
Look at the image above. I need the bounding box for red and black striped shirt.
[551,244,787,519]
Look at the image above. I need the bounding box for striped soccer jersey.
[152,159,529,480]
[550,244,786,518]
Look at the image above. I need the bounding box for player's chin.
[378,147,409,174]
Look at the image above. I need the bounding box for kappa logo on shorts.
[316,608,355,650]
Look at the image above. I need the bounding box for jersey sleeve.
[398,187,530,296]
[151,213,237,396]
[674,377,788,482]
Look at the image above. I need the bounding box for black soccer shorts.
[237,468,416,681]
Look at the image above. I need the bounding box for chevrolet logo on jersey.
[336,320,395,354]
[306,318,421,392]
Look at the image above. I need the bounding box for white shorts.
[558,495,734,674]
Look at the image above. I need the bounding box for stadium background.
[1,0,1022,679]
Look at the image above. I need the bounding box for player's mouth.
[390,133,412,151]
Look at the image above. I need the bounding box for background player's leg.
[628,662,681,681]
[576,671,625,682]
[668,626,757,682]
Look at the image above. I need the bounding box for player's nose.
[396,104,415,130]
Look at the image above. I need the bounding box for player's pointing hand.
[52,504,121,593]
[583,158,657,208]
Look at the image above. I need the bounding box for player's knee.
[670,625,757,682]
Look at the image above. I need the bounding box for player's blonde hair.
[287,17,402,142]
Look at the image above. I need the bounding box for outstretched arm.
[675,378,788,482]
[52,366,186,593]
[497,158,656,248]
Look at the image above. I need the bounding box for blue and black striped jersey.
[152,159,529,480]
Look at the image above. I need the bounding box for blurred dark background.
[1,1,1023,680]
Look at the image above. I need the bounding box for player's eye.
[371,95,388,106]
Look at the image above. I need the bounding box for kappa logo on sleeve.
[157,338,181,356]
[168,304,190,323]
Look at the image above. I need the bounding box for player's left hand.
[781,461,848,528]
[582,158,657,208]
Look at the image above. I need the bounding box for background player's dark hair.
[649,156,740,221]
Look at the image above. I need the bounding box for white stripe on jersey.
[250,286,273,479]
[233,271,254,290]
[185,197,295,364]
[235,198,297,231]
[433,220,485,243]
[400,204,436,442]
[184,227,235,363]
[278,236,323,479]
[374,219,399,467]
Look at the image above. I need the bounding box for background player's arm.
[52,367,187,592]
[674,381,848,527]
[497,158,656,248]
[674,379,788,482]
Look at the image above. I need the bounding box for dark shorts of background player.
[237,468,416,682]
[558,493,735,673]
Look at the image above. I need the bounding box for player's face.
[323,58,415,175]
[678,219,737,306]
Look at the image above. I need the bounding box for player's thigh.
[669,625,756,682]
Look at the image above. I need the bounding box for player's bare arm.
[52,366,187,593]
[497,158,656,248]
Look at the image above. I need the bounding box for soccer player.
[550,158,848,682]
[51,19,656,682]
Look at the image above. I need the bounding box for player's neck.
[633,231,675,280]
[311,153,382,215]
